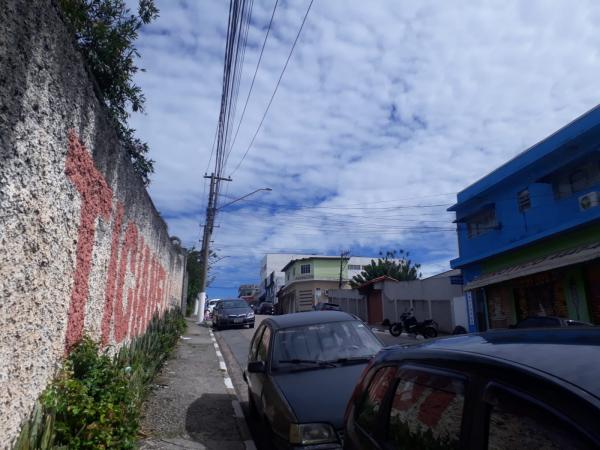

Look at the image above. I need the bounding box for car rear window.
[486,387,593,450]
[387,368,465,449]
[356,367,396,432]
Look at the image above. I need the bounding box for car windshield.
[221,300,248,309]
[271,320,382,370]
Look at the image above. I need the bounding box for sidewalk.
[138,318,254,450]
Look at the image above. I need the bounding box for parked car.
[244,311,383,449]
[344,328,600,449]
[512,315,594,329]
[257,302,274,315]
[205,299,221,317]
[212,299,255,330]
[313,302,341,311]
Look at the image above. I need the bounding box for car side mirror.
[247,361,266,373]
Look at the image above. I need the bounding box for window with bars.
[300,264,311,274]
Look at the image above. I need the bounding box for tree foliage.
[350,250,422,288]
[58,0,159,185]
[185,248,218,316]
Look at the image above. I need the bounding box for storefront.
[465,242,600,329]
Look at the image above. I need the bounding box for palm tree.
[349,250,421,288]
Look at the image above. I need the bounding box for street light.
[217,187,272,211]
[196,187,272,324]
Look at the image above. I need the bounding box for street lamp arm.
[216,187,272,211]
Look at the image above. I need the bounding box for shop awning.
[465,241,600,290]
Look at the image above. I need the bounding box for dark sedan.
[212,299,255,330]
[243,311,383,449]
[344,328,600,449]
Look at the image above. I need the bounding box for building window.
[548,154,600,199]
[466,207,497,238]
[517,189,531,212]
[348,264,362,271]
[300,264,311,274]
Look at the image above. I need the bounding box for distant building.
[449,106,600,331]
[279,256,350,313]
[258,253,398,304]
[238,284,259,303]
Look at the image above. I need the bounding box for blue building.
[449,106,600,331]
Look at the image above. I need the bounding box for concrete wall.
[381,277,464,332]
[328,289,368,322]
[0,1,187,446]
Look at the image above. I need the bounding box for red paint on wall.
[133,244,150,336]
[64,131,113,352]
[113,222,138,342]
[100,202,124,345]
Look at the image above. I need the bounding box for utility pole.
[339,250,350,288]
[196,172,231,324]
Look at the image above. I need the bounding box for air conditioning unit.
[578,192,600,211]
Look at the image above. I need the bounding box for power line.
[229,0,315,176]
[224,0,280,168]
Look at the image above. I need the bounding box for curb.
[207,326,257,450]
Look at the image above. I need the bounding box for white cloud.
[129,0,600,294]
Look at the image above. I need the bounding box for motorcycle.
[389,309,438,338]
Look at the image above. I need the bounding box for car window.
[249,326,265,362]
[486,388,592,450]
[271,320,382,368]
[221,300,249,309]
[256,326,272,363]
[356,367,396,433]
[387,368,465,449]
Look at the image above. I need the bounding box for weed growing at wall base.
[14,308,186,450]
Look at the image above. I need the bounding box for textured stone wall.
[0,1,187,446]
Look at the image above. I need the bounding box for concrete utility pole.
[196,173,230,324]
[339,250,350,288]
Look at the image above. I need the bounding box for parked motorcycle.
[389,309,438,338]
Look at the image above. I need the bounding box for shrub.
[14,308,186,449]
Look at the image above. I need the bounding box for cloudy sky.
[129,0,600,299]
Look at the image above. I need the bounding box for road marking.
[220,361,226,371]
[216,350,222,358]
[224,377,234,389]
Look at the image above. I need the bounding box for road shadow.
[185,394,244,450]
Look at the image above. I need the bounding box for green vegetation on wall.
[14,308,186,449]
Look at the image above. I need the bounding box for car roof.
[263,311,357,330]
[380,328,600,399]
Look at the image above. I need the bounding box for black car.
[344,328,600,449]
[313,302,341,311]
[212,299,255,330]
[244,311,383,449]
[512,315,593,329]
[257,302,274,315]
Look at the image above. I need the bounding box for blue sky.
[129,0,600,299]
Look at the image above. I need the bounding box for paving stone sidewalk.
[138,318,251,450]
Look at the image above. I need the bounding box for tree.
[58,0,159,185]
[185,248,218,316]
[350,250,421,288]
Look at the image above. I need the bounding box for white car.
[206,299,221,316]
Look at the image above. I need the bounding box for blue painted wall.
[449,106,600,283]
